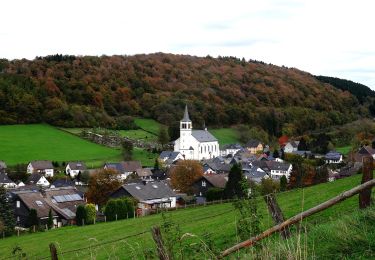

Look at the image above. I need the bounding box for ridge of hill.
[0,54,373,137]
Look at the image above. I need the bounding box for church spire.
[182,105,191,122]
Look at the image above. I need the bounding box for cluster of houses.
[1,107,370,231]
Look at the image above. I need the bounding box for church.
[173,106,220,160]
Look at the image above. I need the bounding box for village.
[0,106,371,231]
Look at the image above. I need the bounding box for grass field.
[0,175,364,259]
[134,118,163,135]
[210,128,240,145]
[336,145,352,155]
[0,124,121,166]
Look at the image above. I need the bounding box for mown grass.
[134,118,162,135]
[0,175,364,259]
[336,145,353,155]
[0,124,121,166]
[210,128,240,145]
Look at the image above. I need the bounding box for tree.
[260,178,280,195]
[224,163,247,199]
[273,149,279,158]
[314,166,329,184]
[85,204,96,224]
[78,171,90,184]
[7,164,28,182]
[86,169,122,206]
[206,188,224,202]
[154,158,160,170]
[297,137,308,151]
[158,126,170,149]
[121,139,133,161]
[26,208,39,230]
[47,208,53,229]
[0,186,15,236]
[76,205,87,226]
[280,175,287,191]
[170,160,203,194]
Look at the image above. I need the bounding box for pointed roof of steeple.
[181,105,191,122]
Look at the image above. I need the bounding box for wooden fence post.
[151,226,170,260]
[49,243,58,260]
[360,156,373,209]
[264,193,291,239]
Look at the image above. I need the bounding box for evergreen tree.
[0,186,15,236]
[121,139,133,161]
[158,126,170,149]
[154,158,160,170]
[297,137,308,151]
[26,208,39,230]
[76,205,87,226]
[273,149,279,158]
[280,175,287,191]
[47,208,53,229]
[224,163,247,199]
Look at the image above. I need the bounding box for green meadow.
[0,175,366,259]
[211,128,240,145]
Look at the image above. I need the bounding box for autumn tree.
[121,139,133,161]
[170,160,203,194]
[86,169,122,206]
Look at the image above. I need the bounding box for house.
[136,168,153,180]
[325,151,343,164]
[104,161,142,180]
[12,187,85,228]
[27,173,50,187]
[203,164,216,175]
[27,161,54,177]
[111,181,176,215]
[284,141,300,153]
[353,146,375,163]
[192,174,227,197]
[244,167,269,184]
[51,178,75,188]
[265,161,292,180]
[159,151,184,165]
[220,144,243,157]
[174,105,220,160]
[0,161,7,173]
[0,173,16,188]
[66,162,86,178]
[202,161,231,174]
[245,140,263,154]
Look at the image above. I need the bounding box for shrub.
[76,205,87,226]
[85,204,96,224]
[206,188,224,202]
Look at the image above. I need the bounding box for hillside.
[0,54,372,137]
[0,175,365,259]
[0,124,159,167]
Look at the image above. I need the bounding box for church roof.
[192,130,217,142]
[181,105,191,122]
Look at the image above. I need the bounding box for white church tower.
[174,105,220,160]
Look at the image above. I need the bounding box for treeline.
[0,53,373,137]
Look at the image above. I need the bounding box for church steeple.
[181,105,191,122]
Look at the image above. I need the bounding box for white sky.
[1,0,374,88]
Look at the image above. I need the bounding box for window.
[202,180,206,187]
[35,200,43,206]
[16,201,20,208]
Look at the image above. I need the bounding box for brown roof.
[122,161,142,172]
[17,191,56,218]
[136,168,152,177]
[202,174,228,188]
[30,160,53,170]
[67,162,87,171]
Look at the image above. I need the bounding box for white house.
[220,144,243,157]
[0,173,16,189]
[174,106,220,160]
[261,161,293,180]
[325,151,343,164]
[66,162,87,178]
[27,161,54,177]
[27,173,50,187]
[284,141,299,153]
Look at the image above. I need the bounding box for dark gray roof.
[244,168,268,182]
[67,162,86,171]
[265,161,291,171]
[192,130,217,142]
[30,160,53,169]
[160,151,181,161]
[245,140,262,148]
[325,151,342,160]
[0,173,14,184]
[122,181,176,201]
[27,173,45,184]
[223,144,243,150]
[201,175,227,188]
[52,179,75,188]
[181,105,191,122]
[105,161,142,173]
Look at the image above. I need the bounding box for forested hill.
[0,53,373,136]
[315,75,375,103]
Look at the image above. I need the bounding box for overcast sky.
[1,0,374,88]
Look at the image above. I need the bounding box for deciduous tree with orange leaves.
[86,169,122,206]
[170,160,203,194]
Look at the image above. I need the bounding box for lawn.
[336,145,352,155]
[210,128,240,146]
[118,129,157,141]
[0,175,364,259]
[134,118,163,135]
[133,147,158,167]
[0,124,121,166]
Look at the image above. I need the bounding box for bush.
[85,204,96,224]
[206,188,224,202]
[76,205,87,226]
[105,198,136,221]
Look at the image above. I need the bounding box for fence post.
[49,243,58,260]
[264,193,291,239]
[151,226,170,260]
[360,156,373,209]
[104,216,106,222]
[116,214,118,221]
